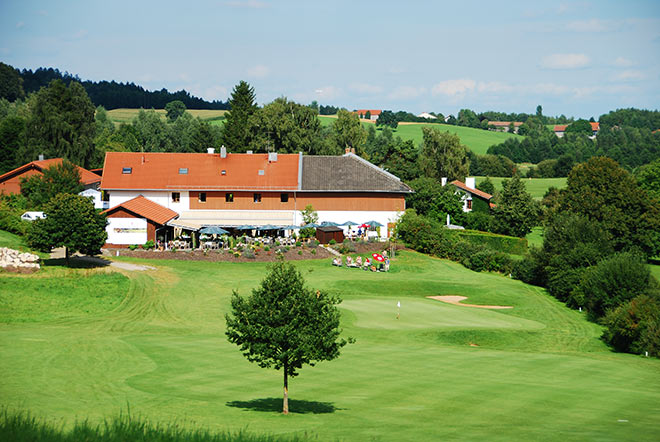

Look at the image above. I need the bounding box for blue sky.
[1,0,659,119]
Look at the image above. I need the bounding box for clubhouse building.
[100,148,412,246]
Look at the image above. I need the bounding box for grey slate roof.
[301,153,412,193]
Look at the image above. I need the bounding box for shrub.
[573,251,657,319]
[298,250,303,255]
[275,240,281,246]
[142,240,155,250]
[452,230,528,255]
[311,249,316,255]
[128,244,138,251]
[243,249,256,259]
[264,245,270,252]
[601,294,660,357]
[308,240,319,248]
[329,239,336,245]
[463,211,492,232]
[512,247,546,286]
[285,246,290,251]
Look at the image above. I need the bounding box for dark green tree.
[406,177,464,224]
[20,161,84,208]
[0,62,25,101]
[332,109,367,155]
[0,115,26,174]
[565,119,593,136]
[132,109,172,152]
[223,81,258,151]
[299,204,318,239]
[476,177,496,195]
[26,193,107,266]
[491,175,539,237]
[225,260,350,414]
[21,80,96,168]
[376,110,398,129]
[560,157,660,256]
[165,100,186,122]
[364,110,371,120]
[636,158,660,199]
[419,127,470,181]
[602,294,660,357]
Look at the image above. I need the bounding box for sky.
[1,0,659,119]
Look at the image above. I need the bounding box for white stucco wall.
[108,191,189,213]
[106,218,148,244]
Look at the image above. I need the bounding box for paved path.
[49,248,155,271]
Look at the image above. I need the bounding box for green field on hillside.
[476,176,567,199]
[319,116,521,155]
[1,229,659,441]
[106,108,227,124]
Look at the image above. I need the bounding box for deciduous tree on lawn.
[26,193,107,266]
[225,260,351,414]
[332,109,367,155]
[20,160,83,208]
[165,100,186,122]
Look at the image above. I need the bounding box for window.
[467,199,472,210]
[280,193,289,203]
[101,191,110,202]
[179,168,188,174]
[171,192,180,203]
[221,170,226,175]
[253,193,262,203]
[122,167,132,174]
[258,170,265,176]
[198,192,206,203]
[225,193,233,203]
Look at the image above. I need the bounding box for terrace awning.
[169,210,295,230]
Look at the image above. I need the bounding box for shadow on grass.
[226,397,340,414]
[43,256,111,269]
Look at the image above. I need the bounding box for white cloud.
[541,53,590,69]
[16,21,25,29]
[613,70,645,81]
[431,79,476,96]
[387,86,425,100]
[477,81,513,94]
[223,0,268,9]
[566,19,618,33]
[530,83,570,95]
[191,84,228,101]
[613,57,634,67]
[313,86,342,100]
[348,83,382,95]
[246,65,270,78]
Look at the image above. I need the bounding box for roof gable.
[449,180,493,200]
[0,158,101,187]
[102,195,178,225]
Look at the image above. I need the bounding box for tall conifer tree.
[222,81,257,151]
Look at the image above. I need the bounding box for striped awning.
[168,210,295,230]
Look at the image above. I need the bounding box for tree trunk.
[65,247,70,267]
[282,364,289,414]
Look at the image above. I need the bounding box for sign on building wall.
[106,218,148,245]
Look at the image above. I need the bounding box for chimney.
[220,145,227,158]
[465,177,476,189]
[207,147,215,154]
[38,154,45,161]
[268,152,278,162]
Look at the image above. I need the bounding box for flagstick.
[397,301,400,320]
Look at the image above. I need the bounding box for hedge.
[450,230,528,255]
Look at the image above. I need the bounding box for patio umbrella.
[235,225,255,230]
[320,221,339,227]
[257,224,278,230]
[372,253,385,262]
[200,226,229,235]
[364,220,384,227]
[340,221,358,226]
[358,223,370,229]
[301,223,320,228]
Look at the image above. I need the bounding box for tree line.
[0,62,229,110]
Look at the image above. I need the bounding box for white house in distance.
[355,109,382,121]
[100,148,412,246]
[417,112,437,120]
[443,177,495,213]
[78,188,109,210]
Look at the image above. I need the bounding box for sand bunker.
[427,295,513,309]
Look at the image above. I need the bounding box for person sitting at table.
[346,256,353,267]
[355,256,362,267]
[332,257,341,266]
[364,257,371,270]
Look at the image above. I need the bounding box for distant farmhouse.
[554,122,600,138]
[100,148,411,247]
[355,109,382,121]
[445,177,495,213]
[487,121,524,134]
[0,157,101,195]
[417,112,437,120]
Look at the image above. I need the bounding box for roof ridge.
[343,152,403,183]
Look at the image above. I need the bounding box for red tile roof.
[355,109,382,116]
[0,158,101,194]
[101,152,300,191]
[590,122,600,131]
[487,121,523,127]
[554,122,600,132]
[449,180,493,201]
[102,195,178,225]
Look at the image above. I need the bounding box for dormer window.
[258,170,265,176]
[221,170,226,175]
[122,167,132,174]
[179,168,188,174]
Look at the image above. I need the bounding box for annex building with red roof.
[100,148,412,245]
[446,177,495,213]
[0,158,101,195]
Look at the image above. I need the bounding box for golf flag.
[397,301,400,308]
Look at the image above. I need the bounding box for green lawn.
[477,176,567,199]
[525,226,544,248]
[1,247,659,441]
[319,116,521,155]
[0,230,28,251]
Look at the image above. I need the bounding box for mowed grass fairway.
[477,176,567,199]
[106,108,227,124]
[1,242,659,441]
[320,116,521,155]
